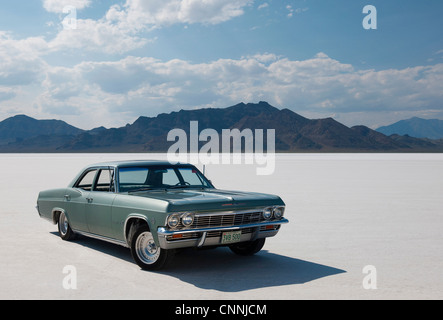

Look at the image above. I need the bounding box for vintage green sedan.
[36,160,289,270]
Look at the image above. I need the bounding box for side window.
[76,170,97,191]
[94,169,115,192]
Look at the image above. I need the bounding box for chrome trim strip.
[51,207,66,225]
[73,229,129,248]
[158,218,289,236]
[157,227,281,250]
[123,214,150,245]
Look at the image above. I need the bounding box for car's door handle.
[64,195,71,201]
[86,197,93,203]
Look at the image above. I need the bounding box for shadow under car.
[51,231,346,292]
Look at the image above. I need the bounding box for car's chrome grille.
[191,211,264,229]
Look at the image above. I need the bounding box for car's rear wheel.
[229,238,265,256]
[130,225,174,271]
[58,211,76,241]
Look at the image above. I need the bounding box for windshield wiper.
[128,187,156,193]
[167,185,191,189]
[167,185,210,190]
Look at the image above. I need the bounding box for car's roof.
[88,160,192,168]
[68,160,198,188]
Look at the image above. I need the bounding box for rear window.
[76,170,97,191]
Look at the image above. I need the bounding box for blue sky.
[0,0,442,129]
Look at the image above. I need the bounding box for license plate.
[221,231,242,244]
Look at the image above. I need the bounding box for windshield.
[118,165,213,193]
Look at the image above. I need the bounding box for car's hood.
[131,188,284,212]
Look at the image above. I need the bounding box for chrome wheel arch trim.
[51,207,67,225]
[123,214,152,246]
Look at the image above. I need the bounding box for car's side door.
[65,169,98,232]
[84,168,117,238]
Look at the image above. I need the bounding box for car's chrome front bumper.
[157,218,289,250]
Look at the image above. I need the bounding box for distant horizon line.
[2,101,443,132]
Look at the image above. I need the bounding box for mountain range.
[376,117,443,139]
[1,102,443,152]
[0,114,83,146]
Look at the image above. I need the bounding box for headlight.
[182,213,194,227]
[167,214,180,228]
[263,207,272,220]
[273,206,284,219]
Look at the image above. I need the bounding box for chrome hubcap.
[135,231,160,264]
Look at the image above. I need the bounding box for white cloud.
[258,3,269,10]
[0,1,440,130]
[43,0,253,55]
[48,18,149,54]
[113,0,254,27]
[286,5,293,18]
[42,0,91,13]
[30,53,443,129]
[1,15,442,129]
[0,87,16,102]
[0,32,48,86]
[295,7,309,14]
[286,5,308,18]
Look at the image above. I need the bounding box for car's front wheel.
[229,238,265,256]
[130,225,175,271]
